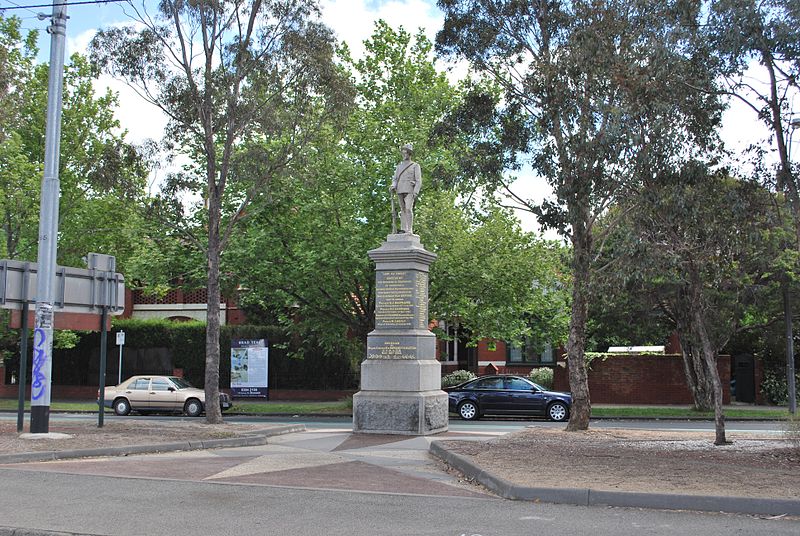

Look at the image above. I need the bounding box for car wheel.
[458,400,479,421]
[113,398,131,416]
[184,398,203,417]
[548,401,569,422]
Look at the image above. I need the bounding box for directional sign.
[0,258,125,315]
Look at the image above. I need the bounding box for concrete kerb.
[428,441,800,517]
[0,424,305,465]
[0,528,97,536]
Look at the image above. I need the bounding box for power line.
[2,0,38,16]
[0,0,128,11]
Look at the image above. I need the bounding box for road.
[1,466,798,536]
[1,413,796,536]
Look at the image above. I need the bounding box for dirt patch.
[439,426,800,499]
[0,419,273,455]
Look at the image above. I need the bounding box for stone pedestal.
[353,233,448,435]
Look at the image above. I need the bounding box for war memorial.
[352,144,448,435]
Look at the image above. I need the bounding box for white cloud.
[66,29,96,59]
[321,0,443,58]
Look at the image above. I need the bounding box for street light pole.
[30,0,68,434]
[786,118,800,415]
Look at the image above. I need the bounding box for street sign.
[0,259,125,314]
[116,330,125,384]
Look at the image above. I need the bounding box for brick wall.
[477,339,507,362]
[552,354,731,404]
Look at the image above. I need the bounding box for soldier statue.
[390,143,422,234]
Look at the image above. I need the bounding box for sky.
[0,0,789,237]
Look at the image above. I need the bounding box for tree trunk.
[688,280,726,444]
[677,336,714,411]
[565,213,592,431]
[695,328,726,444]
[204,192,223,425]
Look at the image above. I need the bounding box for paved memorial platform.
[1,427,496,498]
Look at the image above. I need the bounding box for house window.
[507,340,555,365]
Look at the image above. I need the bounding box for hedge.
[46,319,358,390]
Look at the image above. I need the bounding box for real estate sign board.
[231,339,268,398]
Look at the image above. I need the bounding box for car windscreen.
[170,377,194,389]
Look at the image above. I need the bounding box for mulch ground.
[440,426,800,499]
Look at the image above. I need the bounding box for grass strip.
[0,399,353,414]
[0,399,787,419]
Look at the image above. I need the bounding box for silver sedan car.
[101,375,232,417]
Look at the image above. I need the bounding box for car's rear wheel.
[458,400,479,420]
[548,401,569,422]
[184,398,203,417]
[113,398,131,416]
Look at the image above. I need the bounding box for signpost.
[116,331,125,385]
[0,256,125,431]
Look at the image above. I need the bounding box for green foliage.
[584,352,614,369]
[419,191,570,347]
[441,369,477,388]
[600,167,783,350]
[0,14,149,270]
[52,330,79,350]
[527,367,553,389]
[761,369,800,406]
[228,22,547,355]
[90,1,355,420]
[436,0,722,427]
[595,164,783,415]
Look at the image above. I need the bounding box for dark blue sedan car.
[445,375,572,422]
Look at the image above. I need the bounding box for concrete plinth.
[353,390,448,435]
[352,233,448,436]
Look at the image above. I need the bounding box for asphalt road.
[1,413,797,535]
[1,469,798,536]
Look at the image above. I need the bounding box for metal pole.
[786,281,798,414]
[30,0,68,434]
[787,119,799,415]
[98,306,108,428]
[16,265,30,433]
[118,340,123,385]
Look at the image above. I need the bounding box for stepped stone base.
[352,390,448,435]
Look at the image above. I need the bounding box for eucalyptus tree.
[436,0,721,429]
[706,0,800,238]
[90,0,353,423]
[598,164,781,444]
[705,0,800,414]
